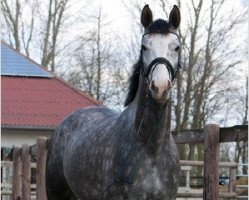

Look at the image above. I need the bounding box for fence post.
[228,167,237,200]
[12,147,22,200]
[22,144,31,200]
[203,124,220,200]
[36,137,48,200]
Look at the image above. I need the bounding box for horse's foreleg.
[46,157,77,200]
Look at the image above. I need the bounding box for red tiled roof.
[2,76,101,128]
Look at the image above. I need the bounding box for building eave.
[1,124,57,131]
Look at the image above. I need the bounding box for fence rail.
[172,125,247,144]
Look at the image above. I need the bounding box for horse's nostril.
[151,80,155,88]
[167,80,172,88]
[151,80,159,93]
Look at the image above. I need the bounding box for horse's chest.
[137,166,164,191]
[123,158,180,200]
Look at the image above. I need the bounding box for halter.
[142,31,181,86]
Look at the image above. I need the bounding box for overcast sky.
[91,0,248,33]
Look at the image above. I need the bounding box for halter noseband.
[144,57,176,83]
[142,31,181,85]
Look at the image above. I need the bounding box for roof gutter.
[1,124,57,131]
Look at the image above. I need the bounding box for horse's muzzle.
[149,63,172,101]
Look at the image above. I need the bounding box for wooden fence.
[177,160,238,198]
[1,124,247,200]
[1,138,48,200]
[174,124,247,199]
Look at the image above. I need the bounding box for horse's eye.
[174,46,180,52]
[142,45,148,51]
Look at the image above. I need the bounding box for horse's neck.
[131,77,171,146]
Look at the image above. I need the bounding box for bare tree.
[1,0,73,72]
[235,76,248,174]
[2,0,22,51]
[66,4,127,107]
[40,0,69,72]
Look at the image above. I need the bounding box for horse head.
[141,5,181,102]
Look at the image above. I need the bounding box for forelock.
[146,19,173,34]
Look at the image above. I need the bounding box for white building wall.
[1,128,54,148]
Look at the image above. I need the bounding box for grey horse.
[46,4,181,200]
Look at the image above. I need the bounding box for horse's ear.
[141,5,153,28]
[169,5,181,30]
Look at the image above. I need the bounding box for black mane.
[124,54,142,107]
[124,19,172,106]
